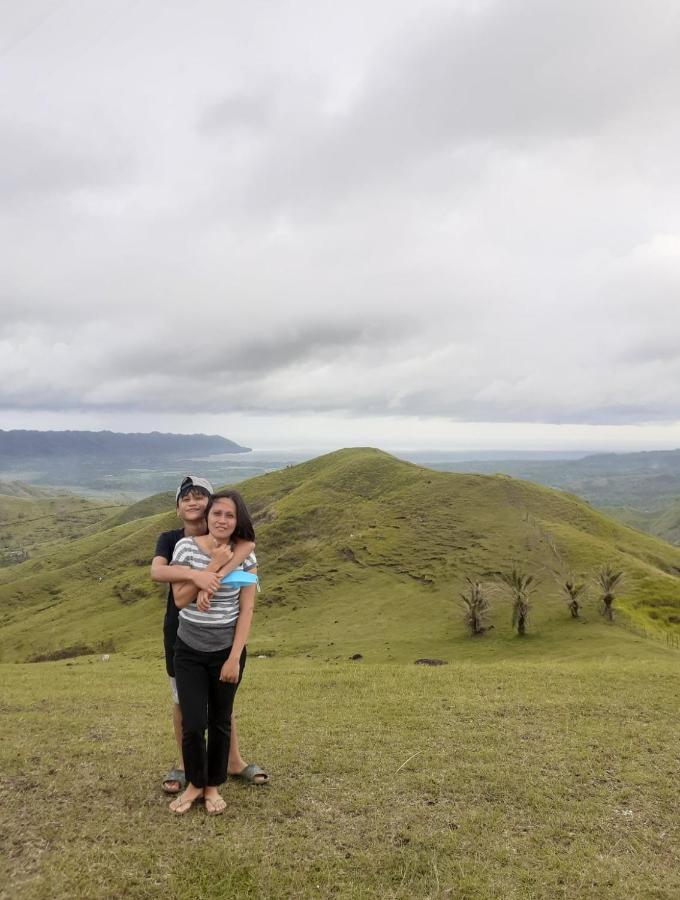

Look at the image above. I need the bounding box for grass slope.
[0,480,57,500]
[1,449,680,664]
[605,500,680,547]
[2,652,679,899]
[105,491,175,527]
[0,492,125,569]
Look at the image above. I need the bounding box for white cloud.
[1,0,680,447]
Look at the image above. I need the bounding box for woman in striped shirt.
[169,490,258,815]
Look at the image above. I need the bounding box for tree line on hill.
[460,565,625,637]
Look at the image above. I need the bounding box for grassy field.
[2,641,679,899]
[2,450,680,896]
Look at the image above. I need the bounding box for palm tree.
[498,569,536,636]
[561,577,587,619]
[596,565,624,622]
[460,578,491,636]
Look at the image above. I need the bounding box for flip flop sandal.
[204,795,226,815]
[234,763,269,785]
[162,768,186,794]
[169,791,202,815]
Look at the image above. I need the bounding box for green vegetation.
[459,577,491,636]
[560,576,587,619]
[2,448,680,664]
[0,484,124,568]
[596,565,625,623]
[105,491,175,527]
[604,499,680,546]
[430,448,680,510]
[2,650,679,899]
[497,569,536,636]
[3,449,680,897]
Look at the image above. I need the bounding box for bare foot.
[169,784,203,815]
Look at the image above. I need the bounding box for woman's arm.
[173,541,256,609]
[220,570,257,683]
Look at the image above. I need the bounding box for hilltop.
[1,448,680,663]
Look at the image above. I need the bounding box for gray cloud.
[198,90,278,137]
[219,0,680,216]
[0,120,133,203]
[2,0,680,442]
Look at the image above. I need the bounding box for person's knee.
[208,716,231,737]
[181,710,208,735]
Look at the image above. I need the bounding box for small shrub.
[560,577,586,619]
[459,577,492,636]
[596,565,624,622]
[498,569,536,636]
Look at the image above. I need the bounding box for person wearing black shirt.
[150,475,268,794]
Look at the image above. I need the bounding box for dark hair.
[205,490,255,543]
[176,486,210,506]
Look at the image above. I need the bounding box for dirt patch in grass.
[28,640,115,662]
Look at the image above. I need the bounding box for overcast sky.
[2,0,680,451]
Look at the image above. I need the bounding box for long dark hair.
[205,490,255,543]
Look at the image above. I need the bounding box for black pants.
[174,638,246,788]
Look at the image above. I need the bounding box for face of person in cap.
[175,475,214,526]
[177,488,211,525]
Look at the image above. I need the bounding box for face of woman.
[207,497,238,542]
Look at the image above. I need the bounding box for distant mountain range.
[0,430,250,457]
[424,448,680,511]
[0,430,252,496]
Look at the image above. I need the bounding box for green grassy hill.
[1,448,680,665]
[104,490,175,527]
[0,488,125,569]
[604,498,680,546]
[0,480,57,499]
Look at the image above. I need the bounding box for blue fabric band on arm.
[221,571,259,587]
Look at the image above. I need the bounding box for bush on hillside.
[459,577,492,636]
[560,576,587,619]
[499,569,536,636]
[596,565,624,622]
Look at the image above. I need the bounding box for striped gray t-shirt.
[171,537,257,652]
